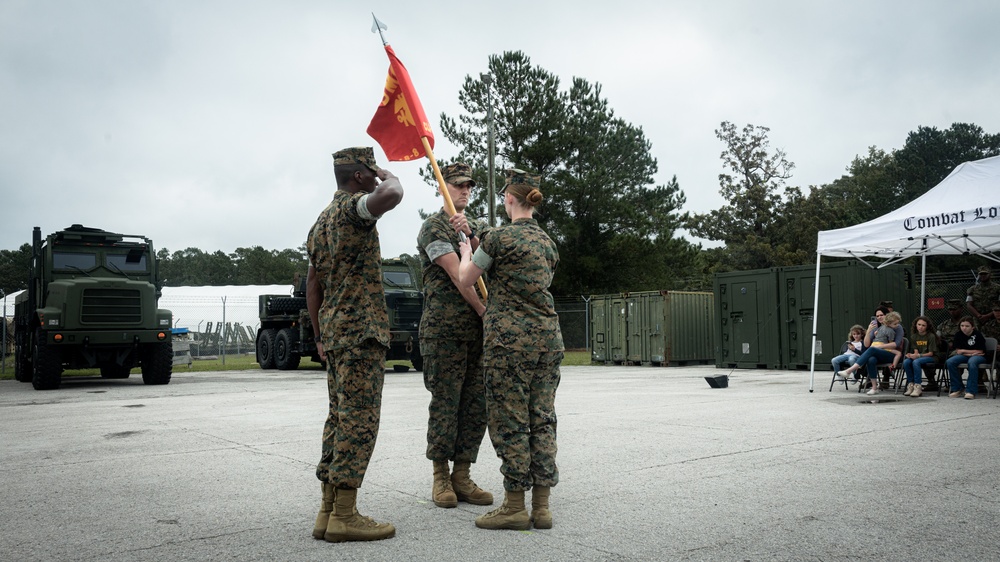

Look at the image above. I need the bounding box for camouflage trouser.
[315,339,387,488]
[482,348,563,492]
[422,338,487,463]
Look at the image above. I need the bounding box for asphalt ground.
[1,364,998,561]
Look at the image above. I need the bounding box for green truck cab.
[255,258,423,371]
[13,225,174,390]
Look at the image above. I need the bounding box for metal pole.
[221,296,227,366]
[1,289,7,373]
[920,254,927,316]
[481,72,496,227]
[582,295,592,356]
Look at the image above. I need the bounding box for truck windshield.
[53,252,97,271]
[383,271,412,287]
[107,253,148,272]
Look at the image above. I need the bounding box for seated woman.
[902,316,937,397]
[946,316,987,400]
[832,325,866,384]
[837,310,904,396]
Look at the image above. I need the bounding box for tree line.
[2,51,998,297]
[0,245,309,294]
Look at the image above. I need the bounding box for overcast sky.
[2,0,998,261]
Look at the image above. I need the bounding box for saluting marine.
[306,146,403,543]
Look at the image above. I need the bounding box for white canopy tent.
[808,154,1000,390]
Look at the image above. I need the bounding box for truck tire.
[268,296,307,314]
[257,329,277,369]
[141,341,173,385]
[31,329,62,390]
[274,327,301,370]
[14,324,33,383]
[100,364,132,379]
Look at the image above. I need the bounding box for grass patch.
[562,350,591,366]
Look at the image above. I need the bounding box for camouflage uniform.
[979,316,1000,342]
[472,217,564,492]
[308,189,390,489]
[418,209,491,463]
[966,278,999,317]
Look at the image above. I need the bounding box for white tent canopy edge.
[808,154,1000,391]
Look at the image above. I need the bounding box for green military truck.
[255,258,424,371]
[13,225,174,390]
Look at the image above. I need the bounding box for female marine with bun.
[457,168,563,531]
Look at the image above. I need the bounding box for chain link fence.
[554,296,590,351]
[918,270,984,326]
[159,294,266,359]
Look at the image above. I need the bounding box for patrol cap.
[977,265,992,274]
[499,168,541,194]
[946,299,963,309]
[442,163,476,187]
[332,147,380,172]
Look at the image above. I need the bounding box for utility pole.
[480,72,496,227]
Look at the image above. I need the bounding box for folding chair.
[829,356,859,391]
[829,368,850,391]
[937,337,997,397]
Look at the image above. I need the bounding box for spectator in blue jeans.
[946,317,987,400]
[837,311,903,396]
[902,316,937,398]
[832,325,866,384]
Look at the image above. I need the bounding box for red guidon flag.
[367,44,434,161]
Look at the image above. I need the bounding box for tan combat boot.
[451,461,494,505]
[530,486,552,529]
[474,490,530,530]
[312,482,335,539]
[433,461,458,508]
[323,487,396,542]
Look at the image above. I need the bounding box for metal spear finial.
[371,13,388,45]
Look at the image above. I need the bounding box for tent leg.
[920,254,927,316]
[808,253,822,392]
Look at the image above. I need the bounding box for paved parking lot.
[2,365,998,561]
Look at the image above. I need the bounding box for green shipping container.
[780,261,915,370]
[714,262,916,370]
[591,291,714,366]
[590,295,611,362]
[590,294,628,364]
[650,291,714,365]
[609,294,627,363]
[714,269,783,369]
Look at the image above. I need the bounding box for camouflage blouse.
[471,218,563,352]
[417,209,488,341]
[306,190,389,351]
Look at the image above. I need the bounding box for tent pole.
[808,252,822,392]
[920,254,927,316]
